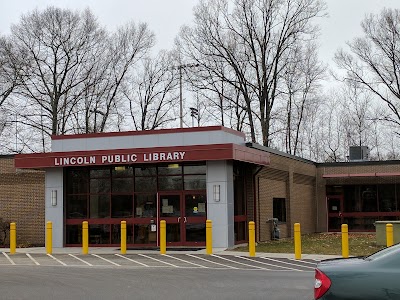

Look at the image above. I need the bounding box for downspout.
[253,166,263,243]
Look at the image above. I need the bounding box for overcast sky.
[0,0,399,65]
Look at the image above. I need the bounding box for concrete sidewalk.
[2,247,341,261]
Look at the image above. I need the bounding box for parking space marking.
[3,252,15,265]
[114,254,150,267]
[69,254,93,266]
[164,254,207,268]
[92,254,121,266]
[262,257,315,269]
[238,256,301,271]
[211,255,270,270]
[138,254,180,268]
[288,258,318,265]
[48,254,67,266]
[26,253,40,265]
[186,254,238,269]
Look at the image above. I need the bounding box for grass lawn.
[234,233,386,257]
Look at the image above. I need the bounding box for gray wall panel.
[45,168,64,248]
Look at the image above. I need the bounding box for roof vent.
[349,146,369,161]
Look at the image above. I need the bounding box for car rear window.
[365,243,400,261]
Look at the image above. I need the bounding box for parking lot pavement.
[0,249,330,271]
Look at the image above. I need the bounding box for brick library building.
[1,126,400,248]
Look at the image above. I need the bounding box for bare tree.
[2,7,155,152]
[177,0,326,146]
[0,37,19,107]
[123,51,178,130]
[335,8,400,134]
[279,41,325,155]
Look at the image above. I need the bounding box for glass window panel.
[89,224,110,244]
[90,178,111,194]
[185,223,206,242]
[378,185,396,212]
[235,221,246,243]
[184,175,206,190]
[111,195,133,218]
[89,194,110,218]
[112,166,134,177]
[326,185,343,195]
[160,195,180,217]
[90,168,110,178]
[112,224,133,244]
[134,224,157,244]
[234,175,246,215]
[343,217,376,231]
[185,194,206,217]
[135,166,157,177]
[158,165,182,175]
[66,225,82,244]
[112,177,133,193]
[361,185,377,212]
[344,185,359,212]
[134,194,156,217]
[135,176,157,192]
[66,169,88,194]
[166,224,180,243]
[158,176,183,191]
[184,164,206,175]
[273,198,286,222]
[66,195,87,219]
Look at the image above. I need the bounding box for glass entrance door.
[158,192,206,246]
[327,195,343,231]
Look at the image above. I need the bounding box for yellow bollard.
[160,220,166,255]
[341,224,349,258]
[249,221,256,257]
[10,222,16,255]
[46,221,53,255]
[82,221,88,255]
[206,220,212,255]
[386,223,394,247]
[294,223,302,260]
[121,221,127,255]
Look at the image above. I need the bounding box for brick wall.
[0,156,45,246]
[256,153,316,241]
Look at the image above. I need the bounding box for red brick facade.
[0,155,45,246]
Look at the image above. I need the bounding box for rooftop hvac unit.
[349,146,369,161]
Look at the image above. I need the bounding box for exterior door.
[158,192,206,246]
[327,195,343,231]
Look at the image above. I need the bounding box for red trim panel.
[15,143,270,169]
[323,172,400,178]
[51,126,245,140]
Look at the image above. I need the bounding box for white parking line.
[3,252,15,265]
[186,254,238,269]
[69,254,93,266]
[138,254,180,268]
[48,254,67,266]
[238,256,302,271]
[92,254,121,266]
[287,258,319,265]
[261,257,315,269]
[211,255,270,270]
[26,253,40,265]
[115,254,149,267]
[164,254,207,268]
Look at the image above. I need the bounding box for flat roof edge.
[51,126,246,140]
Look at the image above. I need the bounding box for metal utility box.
[375,221,400,246]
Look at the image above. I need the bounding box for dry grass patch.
[234,233,386,257]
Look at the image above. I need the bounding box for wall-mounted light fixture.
[213,185,220,202]
[51,190,57,206]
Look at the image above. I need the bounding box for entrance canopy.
[15,126,270,169]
